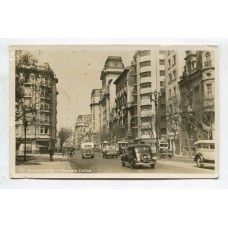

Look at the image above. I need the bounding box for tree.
[58,127,73,152]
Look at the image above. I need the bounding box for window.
[168,59,171,68]
[210,144,215,149]
[173,70,176,79]
[169,105,173,113]
[140,50,150,57]
[141,93,150,99]
[159,59,165,65]
[207,84,212,98]
[169,73,172,82]
[140,61,151,67]
[45,127,49,134]
[45,114,49,122]
[140,71,151,78]
[40,126,44,134]
[161,116,166,121]
[140,82,151,89]
[160,70,165,76]
[160,81,164,87]
[205,52,211,67]
[169,89,171,98]
[159,50,166,54]
[141,105,151,111]
[172,55,176,66]
[173,87,176,96]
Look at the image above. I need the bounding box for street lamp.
[23,116,29,161]
[148,89,162,155]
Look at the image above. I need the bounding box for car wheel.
[196,157,203,168]
[168,155,173,158]
[150,164,155,168]
[130,161,135,169]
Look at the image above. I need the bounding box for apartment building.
[178,51,215,156]
[15,60,58,154]
[110,67,132,142]
[165,50,185,155]
[129,50,166,145]
[74,115,92,146]
[90,89,102,144]
[99,56,124,142]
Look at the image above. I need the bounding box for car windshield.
[106,146,116,150]
[135,146,151,154]
[84,145,92,148]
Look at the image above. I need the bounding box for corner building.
[99,56,124,142]
[130,50,166,146]
[16,64,58,153]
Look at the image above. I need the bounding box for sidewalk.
[16,153,73,173]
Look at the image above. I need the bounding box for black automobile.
[159,148,173,158]
[121,144,157,169]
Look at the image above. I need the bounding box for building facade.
[99,56,124,142]
[110,67,132,142]
[16,61,58,154]
[130,50,166,146]
[74,115,92,147]
[90,89,102,145]
[178,51,215,156]
[165,50,185,155]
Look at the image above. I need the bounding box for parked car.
[81,142,94,159]
[121,144,157,168]
[159,148,173,158]
[103,146,118,158]
[194,140,215,167]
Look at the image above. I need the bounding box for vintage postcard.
[9,45,218,178]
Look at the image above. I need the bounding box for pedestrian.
[49,146,54,161]
[181,147,186,156]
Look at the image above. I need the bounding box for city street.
[68,151,215,174]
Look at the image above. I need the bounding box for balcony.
[24,93,32,98]
[140,87,151,94]
[140,98,151,106]
[140,66,151,73]
[140,77,151,84]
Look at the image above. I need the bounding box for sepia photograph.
[9,45,218,178]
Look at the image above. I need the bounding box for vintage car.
[121,144,157,168]
[194,140,215,167]
[159,148,173,158]
[103,145,118,158]
[81,142,94,159]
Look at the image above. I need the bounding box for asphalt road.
[68,151,215,174]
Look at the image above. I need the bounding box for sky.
[29,48,136,129]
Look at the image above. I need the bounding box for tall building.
[130,50,166,146]
[165,50,185,155]
[99,56,124,142]
[74,115,91,146]
[16,61,58,154]
[178,50,215,156]
[110,67,132,142]
[90,89,102,145]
